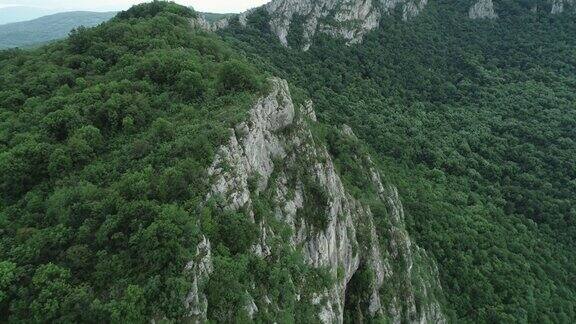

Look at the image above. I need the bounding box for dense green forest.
[219,1,576,322]
[0,2,309,321]
[2,0,576,322]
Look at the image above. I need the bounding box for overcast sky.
[0,0,270,13]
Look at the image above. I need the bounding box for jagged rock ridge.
[194,0,576,46]
[263,0,428,49]
[194,0,428,50]
[184,78,446,323]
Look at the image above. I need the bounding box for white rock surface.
[193,0,428,50]
[183,236,213,323]
[186,77,446,323]
[192,0,575,49]
[264,0,428,49]
[469,0,498,19]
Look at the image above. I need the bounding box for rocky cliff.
[469,0,498,19]
[194,0,576,48]
[262,0,428,49]
[468,0,576,17]
[184,78,446,323]
[194,0,428,50]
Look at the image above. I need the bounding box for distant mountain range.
[0,6,57,24]
[0,10,238,50]
[0,11,116,49]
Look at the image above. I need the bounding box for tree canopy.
[0,2,277,321]
[221,2,576,322]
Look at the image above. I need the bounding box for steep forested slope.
[0,2,448,323]
[2,0,576,323]
[0,2,270,321]
[217,0,576,322]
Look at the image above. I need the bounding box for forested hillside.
[2,0,576,323]
[0,3,270,321]
[219,0,576,322]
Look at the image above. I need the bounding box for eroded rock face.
[264,0,428,49]
[183,236,213,323]
[192,0,575,48]
[193,0,428,50]
[184,77,446,322]
[469,0,498,19]
[378,186,446,323]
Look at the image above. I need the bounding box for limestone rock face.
[193,0,428,50]
[183,236,213,323]
[184,77,446,323]
[469,0,498,19]
[263,0,428,49]
[191,0,576,48]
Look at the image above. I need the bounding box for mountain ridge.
[2,1,576,323]
[217,0,576,320]
[0,11,116,49]
[0,6,57,24]
[196,0,575,49]
[185,76,447,322]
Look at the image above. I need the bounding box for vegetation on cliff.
[0,2,271,321]
[221,2,576,322]
[2,0,576,322]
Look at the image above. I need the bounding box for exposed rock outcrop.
[192,0,576,48]
[184,77,446,322]
[264,0,428,49]
[469,0,498,19]
[193,0,428,50]
[183,236,213,322]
